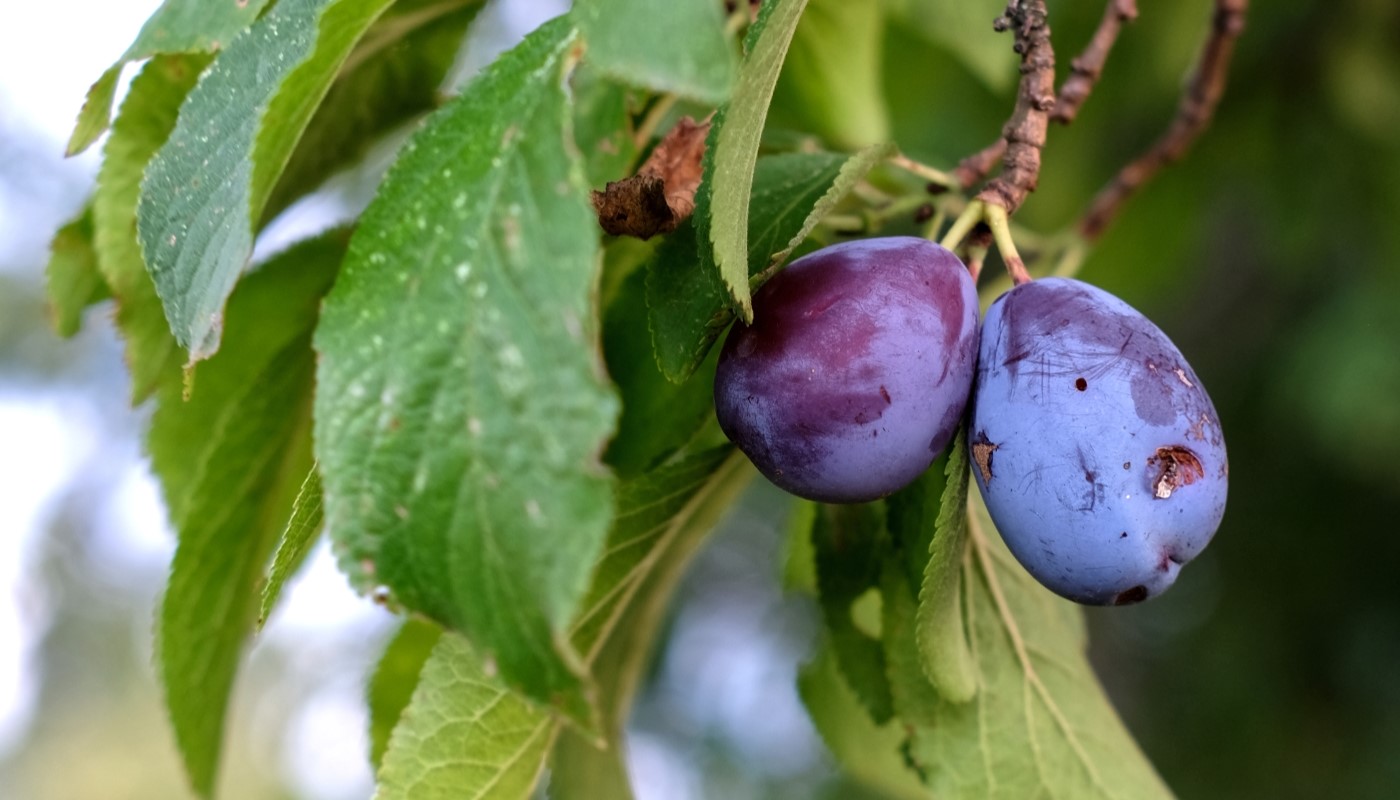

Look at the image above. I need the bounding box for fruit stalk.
[1079,0,1249,239]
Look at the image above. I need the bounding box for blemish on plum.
[1075,377,1087,391]
[1114,585,1149,605]
[972,433,998,483]
[1148,445,1205,499]
[879,385,891,404]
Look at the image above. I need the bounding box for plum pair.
[713,237,1227,605]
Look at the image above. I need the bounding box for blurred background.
[2,0,1399,798]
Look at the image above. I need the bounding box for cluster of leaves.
[44,0,1178,797]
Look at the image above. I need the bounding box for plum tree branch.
[1078,0,1248,240]
[1052,0,1138,125]
[974,0,1056,216]
[953,0,1138,190]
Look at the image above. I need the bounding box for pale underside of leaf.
[374,633,557,800]
[907,494,1174,800]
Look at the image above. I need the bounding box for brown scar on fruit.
[1148,445,1205,499]
[1114,585,1149,605]
[1174,368,1194,388]
[972,434,999,483]
[592,115,710,239]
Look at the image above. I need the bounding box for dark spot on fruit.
[1123,461,1130,470]
[879,385,891,404]
[1119,532,1128,539]
[1075,377,1087,391]
[972,432,998,483]
[1114,585,1149,605]
[1147,445,1205,499]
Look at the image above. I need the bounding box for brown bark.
[975,0,1057,215]
[1079,0,1248,240]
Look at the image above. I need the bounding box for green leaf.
[67,0,272,155]
[569,447,743,666]
[574,0,734,104]
[709,0,811,323]
[263,0,484,223]
[770,0,890,149]
[368,618,443,771]
[916,427,977,703]
[571,65,639,188]
[906,495,1171,799]
[781,499,817,593]
[44,204,109,338]
[151,234,345,797]
[554,447,750,800]
[377,448,750,800]
[756,143,893,272]
[885,0,1016,92]
[812,502,895,724]
[549,729,634,800]
[138,0,401,361]
[314,18,617,728]
[256,466,325,630]
[881,555,943,727]
[799,643,929,800]
[647,148,873,382]
[94,54,210,403]
[376,633,557,800]
[602,253,717,478]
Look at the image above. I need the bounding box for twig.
[1078,0,1248,239]
[1052,0,1138,124]
[953,0,1136,190]
[888,152,956,190]
[952,140,1007,191]
[974,0,1056,216]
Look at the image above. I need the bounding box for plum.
[968,277,1228,605]
[714,237,978,503]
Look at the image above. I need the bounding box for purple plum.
[969,277,1228,605]
[715,237,978,503]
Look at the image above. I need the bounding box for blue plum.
[714,237,979,503]
[969,277,1228,605]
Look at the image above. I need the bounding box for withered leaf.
[592,115,710,239]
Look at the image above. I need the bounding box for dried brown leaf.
[592,116,710,239]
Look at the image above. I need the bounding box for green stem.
[940,200,985,251]
[984,204,1031,285]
